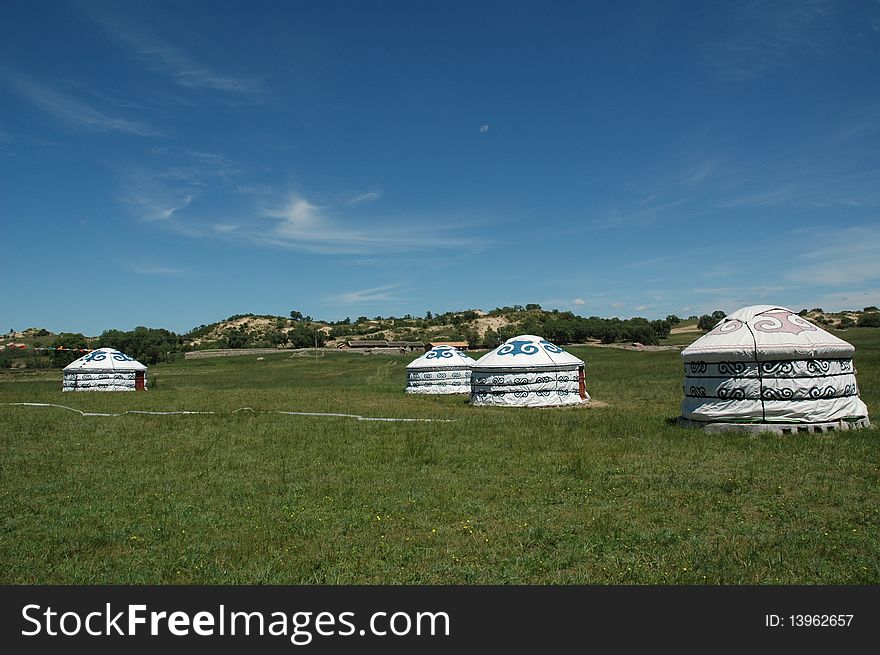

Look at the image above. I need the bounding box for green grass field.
[1,330,878,584]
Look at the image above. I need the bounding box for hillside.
[4,305,880,369]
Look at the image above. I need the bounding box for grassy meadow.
[1,330,878,584]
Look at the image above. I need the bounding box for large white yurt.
[62,348,147,392]
[681,305,869,429]
[470,335,588,407]
[405,345,476,394]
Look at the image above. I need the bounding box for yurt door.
[578,366,587,399]
[135,371,145,390]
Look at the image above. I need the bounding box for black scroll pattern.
[806,360,831,375]
[762,387,794,400]
[718,361,747,376]
[809,386,837,399]
[761,361,794,376]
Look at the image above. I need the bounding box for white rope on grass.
[1,402,455,423]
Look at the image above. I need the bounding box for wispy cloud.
[680,158,724,185]
[236,184,274,195]
[124,261,187,276]
[328,284,409,304]
[785,225,880,285]
[715,187,795,208]
[226,192,486,255]
[2,67,161,137]
[120,150,241,220]
[344,190,382,206]
[705,0,839,81]
[593,197,690,229]
[122,169,198,221]
[479,124,490,133]
[84,6,264,99]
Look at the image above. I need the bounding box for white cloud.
[235,184,274,195]
[572,298,586,305]
[479,124,490,133]
[715,187,795,208]
[328,284,408,304]
[681,158,723,185]
[84,8,264,98]
[242,193,484,255]
[2,68,161,137]
[594,197,690,229]
[121,151,241,221]
[785,226,880,286]
[345,191,381,205]
[125,261,186,276]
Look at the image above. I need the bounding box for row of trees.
[46,328,186,367]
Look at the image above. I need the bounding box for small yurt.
[405,345,476,394]
[63,348,147,392]
[681,305,869,431]
[471,334,588,407]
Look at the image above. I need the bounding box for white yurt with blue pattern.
[471,335,588,407]
[406,346,476,394]
[63,348,147,392]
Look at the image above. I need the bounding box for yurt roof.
[406,345,476,369]
[681,305,854,362]
[473,334,583,369]
[63,348,147,371]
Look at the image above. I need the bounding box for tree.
[51,333,89,367]
[665,315,681,325]
[864,306,878,312]
[525,303,542,311]
[697,311,725,332]
[96,326,181,364]
[857,312,880,327]
[225,328,249,349]
[289,310,304,321]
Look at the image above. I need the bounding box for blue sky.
[2,0,880,335]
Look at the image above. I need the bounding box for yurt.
[62,348,147,392]
[405,345,476,394]
[471,335,588,407]
[681,305,869,431]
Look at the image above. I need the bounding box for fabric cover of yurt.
[471,335,588,407]
[63,348,147,392]
[681,305,868,424]
[405,346,476,394]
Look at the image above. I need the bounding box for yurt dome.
[405,345,476,394]
[471,334,588,407]
[681,305,869,429]
[63,348,147,392]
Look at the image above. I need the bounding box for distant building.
[387,341,425,352]
[429,341,469,351]
[339,340,389,349]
